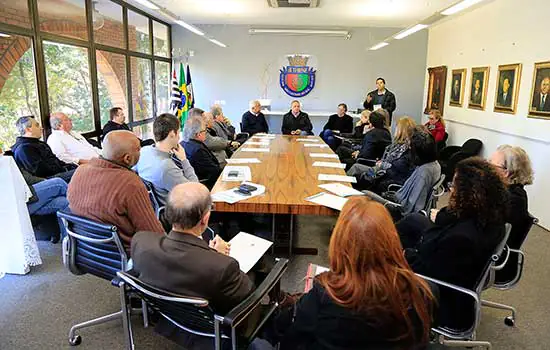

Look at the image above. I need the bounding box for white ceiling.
[147,0,459,28]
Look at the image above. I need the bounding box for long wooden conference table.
[211,134,349,255]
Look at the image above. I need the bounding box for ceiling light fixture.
[441,0,485,15]
[369,42,389,51]
[208,38,227,48]
[249,28,351,37]
[393,24,428,39]
[133,0,160,10]
[175,20,205,36]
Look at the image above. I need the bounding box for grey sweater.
[135,145,198,206]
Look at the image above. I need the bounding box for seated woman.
[348,116,416,191]
[335,110,371,162]
[271,197,435,350]
[396,157,508,331]
[489,145,534,282]
[425,110,446,143]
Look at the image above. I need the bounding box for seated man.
[181,116,222,190]
[320,103,354,149]
[211,104,246,145]
[282,100,313,135]
[189,108,234,167]
[11,116,75,183]
[67,130,164,252]
[47,112,102,165]
[102,107,154,146]
[132,182,253,348]
[241,100,269,136]
[135,113,198,207]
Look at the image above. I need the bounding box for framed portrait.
[494,63,522,114]
[528,61,550,119]
[450,69,466,107]
[424,65,447,115]
[468,66,490,110]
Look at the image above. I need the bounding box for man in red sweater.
[68,130,164,252]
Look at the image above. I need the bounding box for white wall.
[173,25,428,132]
[424,0,550,228]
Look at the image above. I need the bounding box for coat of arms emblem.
[280,55,316,97]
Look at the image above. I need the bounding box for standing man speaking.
[363,77,397,125]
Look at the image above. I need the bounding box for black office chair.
[117,258,289,350]
[58,210,145,348]
[418,223,511,349]
[439,139,483,185]
[436,132,449,155]
[481,214,539,326]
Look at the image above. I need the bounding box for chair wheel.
[69,335,82,346]
[504,316,515,327]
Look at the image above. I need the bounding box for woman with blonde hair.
[348,116,417,191]
[425,109,446,143]
[271,198,434,350]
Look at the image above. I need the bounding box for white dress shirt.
[47,129,101,164]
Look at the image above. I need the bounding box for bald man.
[47,112,101,165]
[68,130,164,252]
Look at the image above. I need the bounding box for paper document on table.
[303,144,329,148]
[309,153,339,159]
[229,232,273,273]
[252,137,274,142]
[254,133,276,138]
[296,138,319,142]
[222,166,252,182]
[245,141,270,146]
[318,174,357,183]
[305,192,348,211]
[211,182,266,204]
[240,148,270,153]
[312,161,346,169]
[319,183,365,197]
[227,158,261,164]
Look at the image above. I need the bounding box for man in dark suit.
[471,79,482,104]
[497,78,513,107]
[532,76,550,112]
[451,78,460,102]
[180,115,222,189]
[241,100,269,135]
[102,107,154,146]
[281,100,313,135]
[363,77,397,125]
[131,182,254,348]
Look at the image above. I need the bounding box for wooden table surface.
[211,135,348,216]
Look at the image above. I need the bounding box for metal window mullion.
[150,17,156,118]
[85,0,101,137]
[123,6,134,125]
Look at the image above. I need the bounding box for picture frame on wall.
[450,68,466,107]
[494,63,522,114]
[424,65,447,115]
[468,66,490,110]
[528,61,550,119]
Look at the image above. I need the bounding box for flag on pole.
[177,63,189,127]
[170,68,181,115]
[186,64,195,109]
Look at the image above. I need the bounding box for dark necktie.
[542,95,546,109]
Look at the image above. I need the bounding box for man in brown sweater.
[67,130,164,252]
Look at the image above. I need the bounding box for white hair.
[249,100,260,109]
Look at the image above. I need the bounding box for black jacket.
[321,114,354,133]
[282,111,313,135]
[181,139,221,189]
[403,208,505,330]
[102,120,130,139]
[241,111,269,135]
[358,128,392,160]
[11,136,74,178]
[376,149,415,191]
[363,89,397,119]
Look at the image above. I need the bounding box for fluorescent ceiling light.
[441,0,484,15]
[175,20,205,36]
[0,33,11,38]
[133,0,160,10]
[208,38,227,48]
[249,28,350,36]
[394,24,428,39]
[369,42,389,51]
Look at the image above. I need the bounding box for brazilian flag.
[177,63,189,128]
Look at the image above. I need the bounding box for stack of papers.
[240,148,270,153]
[211,182,266,204]
[303,144,329,148]
[254,133,276,138]
[226,158,261,164]
[229,232,273,273]
[221,166,252,182]
[309,153,339,159]
[318,174,357,183]
[312,161,346,169]
[296,138,319,142]
[305,192,348,211]
[245,141,270,146]
[318,183,364,197]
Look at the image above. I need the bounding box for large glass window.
[128,10,150,54]
[97,50,128,127]
[44,41,94,132]
[0,34,39,148]
[93,1,125,49]
[132,123,153,140]
[153,21,169,58]
[0,1,31,29]
[38,0,88,41]
[131,57,152,122]
[155,61,170,114]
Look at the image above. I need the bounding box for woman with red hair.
[271,197,435,350]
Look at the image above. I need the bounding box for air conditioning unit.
[267,0,320,8]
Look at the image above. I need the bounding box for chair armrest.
[362,190,402,210]
[492,246,511,271]
[356,158,377,166]
[222,258,289,328]
[387,184,403,192]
